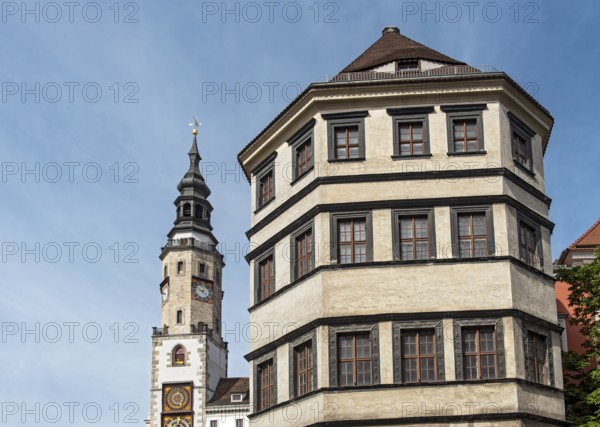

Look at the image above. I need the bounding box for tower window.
[195,204,203,219]
[441,104,486,154]
[324,111,367,161]
[257,359,275,410]
[182,203,191,217]
[177,261,184,275]
[176,310,183,325]
[397,60,419,71]
[199,262,206,276]
[164,265,168,278]
[173,345,186,366]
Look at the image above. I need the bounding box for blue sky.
[0,1,599,425]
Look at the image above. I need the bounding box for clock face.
[192,280,212,302]
[162,284,169,302]
[164,416,192,427]
[166,387,190,410]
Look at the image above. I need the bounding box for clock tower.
[147,127,229,427]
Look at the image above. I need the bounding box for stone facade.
[238,28,565,426]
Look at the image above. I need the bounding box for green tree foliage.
[556,248,600,426]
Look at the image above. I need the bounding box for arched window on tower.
[183,203,191,217]
[173,345,186,366]
[195,204,203,219]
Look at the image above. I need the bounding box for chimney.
[382,26,400,36]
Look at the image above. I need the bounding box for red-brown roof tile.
[569,218,600,249]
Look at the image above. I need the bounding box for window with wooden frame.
[289,331,317,399]
[392,209,436,261]
[526,331,547,384]
[256,252,274,303]
[235,420,243,427]
[291,223,314,281]
[401,329,437,383]
[334,126,359,160]
[387,107,433,158]
[462,327,497,380]
[323,111,367,161]
[257,359,274,411]
[338,333,373,386]
[288,118,316,182]
[458,213,488,257]
[518,216,541,268]
[173,345,186,366]
[295,139,312,177]
[329,324,379,387]
[441,104,486,154]
[393,321,445,384]
[508,112,535,172]
[294,342,314,396]
[451,206,495,258]
[258,170,274,208]
[253,156,276,211]
[210,420,217,427]
[330,212,372,265]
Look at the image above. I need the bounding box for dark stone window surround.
[453,318,506,380]
[392,320,445,383]
[322,111,368,162]
[449,205,496,258]
[522,320,555,386]
[253,248,275,305]
[289,220,315,282]
[508,111,536,175]
[517,211,544,269]
[391,208,437,261]
[328,323,380,387]
[253,350,277,412]
[441,103,487,155]
[288,330,318,399]
[329,211,374,265]
[387,106,435,158]
[288,118,316,183]
[252,152,278,213]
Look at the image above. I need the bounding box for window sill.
[447,150,487,156]
[327,157,366,163]
[512,159,536,177]
[253,198,275,215]
[290,166,314,186]
[391,154,433,160]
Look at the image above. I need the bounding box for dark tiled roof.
[339,27,465,74]
[207,377,249,406]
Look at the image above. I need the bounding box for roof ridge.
[569,217,600,249]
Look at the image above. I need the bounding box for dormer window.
[397,60,419,71]
[231,393,243,402]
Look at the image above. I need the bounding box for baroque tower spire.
[149,121,229,427]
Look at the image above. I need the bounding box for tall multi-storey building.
[555,218,600,354]
[147,130,249,427]
[238,27,565,426]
